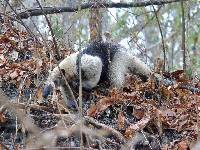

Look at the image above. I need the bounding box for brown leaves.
[177,141,189,150]
[132,106,145,120]
[87,97,115,117]
[9,69,21,79]
[87,89,124,117]
[36,87,44,102]
[124,115,151,139]
[86,69,200,149]
[118,112,125,129]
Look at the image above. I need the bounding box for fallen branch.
[84,116,125,144]
[11,102,51,112]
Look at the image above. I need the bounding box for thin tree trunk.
[89,0,103,41]
[181,1,186,71]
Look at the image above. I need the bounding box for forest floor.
[0,22,200,150]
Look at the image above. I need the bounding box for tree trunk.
[89,0,103,41]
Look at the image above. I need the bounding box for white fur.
[110,47,151,88]
[109,51,128,88]
[81,54,102,89]
[47,52,102,89]
[48,52,78,84]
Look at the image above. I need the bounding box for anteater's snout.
[42,84,53,99]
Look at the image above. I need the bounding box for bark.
[89,0,103,41]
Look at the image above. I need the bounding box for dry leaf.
[162,109,176,117]
[24,78,31,88]
[87,104,98,117]
[9,70,19,79]
[132,106,145,120]
[87,97,114,117]
[118,112,125,129]
[162,144,169,150]
[177,141,189,150]
[0,69,7,76]
[125,115,150,139]
[0,113,7,123]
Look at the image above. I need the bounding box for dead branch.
[18,0,189,19]
[84,116,125,144]
[11,102,51,112]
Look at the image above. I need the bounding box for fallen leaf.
[162,144,169,150]
[87,97,114,117]
[36,88,44,102]
[0,69,7,76]
[24,78,31,88]
[177,140,189,150]
[125,115,151,139]
[9,70,19,79]
[0,113,7,123]
[132,106,145,120]
[118,112,125,129]
[162,109,176,117]
[87,104,98,117]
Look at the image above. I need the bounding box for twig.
[181,0,186,71]
[0,12,24,24]
[84,116,125,144]
[54,114,125,144]
[17,0,47,45]
[77,2,84,147]
[8,102,51,112]
[54,114,78,123]
[150,1,166,71]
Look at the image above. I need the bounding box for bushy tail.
[128,54,151,81]
[109,50,151,89]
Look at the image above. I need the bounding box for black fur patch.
[78,41,120,82]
